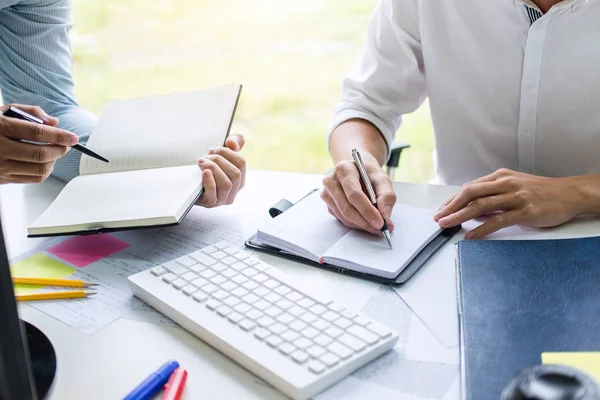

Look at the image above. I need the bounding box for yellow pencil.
[12,277,97,288]
[15,290,96,302]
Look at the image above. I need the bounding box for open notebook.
[254,189,447,280]
[28,84,242,237]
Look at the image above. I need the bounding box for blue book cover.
[456,237,600,399]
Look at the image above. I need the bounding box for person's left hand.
[196,134,246,208]
[433,168,584,239]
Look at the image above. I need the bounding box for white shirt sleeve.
[328,0,426,159]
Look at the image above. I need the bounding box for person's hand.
[0,104,78,184]
[196,134,246,208]
[434,168,584,239]
[321,152,396,235]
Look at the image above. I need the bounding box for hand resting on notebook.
[196,133,246,208]
[0,104,79,185]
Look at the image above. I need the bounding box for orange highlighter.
[161,368,187,400]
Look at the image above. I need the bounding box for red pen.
[161,367,187,400]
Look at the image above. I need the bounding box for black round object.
[23,320,57,399]
[502,364,600,400]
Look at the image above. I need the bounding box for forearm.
[329,119,388,165]
[570,174,600,215]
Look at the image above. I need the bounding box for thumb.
[6,104,59,126]
[225,134,245,152]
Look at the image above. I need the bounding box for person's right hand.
[321,152,396,235]
[0,104,78,184]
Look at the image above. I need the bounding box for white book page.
[323,205,442,278]
[29,165,202,235]
[256,190,350,260]
[81,84,240,175]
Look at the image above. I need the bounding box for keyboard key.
[221,268,237,279]
[266,335,283,348]
[189,251,217,266]
[190,264,207,273]
[327,342,353,360]
[324,326,343,338]
[321,311,340,322]
[234,251,250,260]
[253,287,270,297]
[334,318,352,329]
[291,350,310,364]
[288,306,306,317]
[312,319,330,331]
[211,263,228,272]
[172,279,187,289]
[269,323,287,335]
[239,319,256,332]
[254,264,269,273]
[242,293,260,304]
[278,341,295,355]
[221,256,237,265]
[163,261,188,275]
[242,267,259,277]
[274,285,292,296]
[216,305,233,317]
[352,315,371,326]
[254,300,271,311]
[319,353,340,367]
[289,320,308,332]
[176,255,196,267]
[223,246,240,255]
[264,279,279,289]
[227,312,244,324]
[307,360,326,374]
[151,266,166,276]
[348,325,379,345]
[201,283,219,294]
[329,303,345,312]
[341,310,357,319]
[300,312,318,324]
[286,291,303,302]
[211,251,227,260]
[276,299,294,310]
[209,275,227,285]
[200,270,217,279]
[223,296,241,307]
[301,327,320,340]
[307,345,326,359]
[366,322,392,339]
[314,334,333,347]
[252,273,269,283]
[192,291,209,303]
[281,330,301,342]
[264,293,282,303]
[231,287,249,297]
[257,316,276,327]
[232,275,248,285]
[162,273,177,283]
[212,290,229,300]
[244,257,260,266]
[265,306,283,318]
[309,304,328,315]
[231,262,247,272]
[214,242,229,250]
[298,298,315,308]
[254,328,270,340]
[276,313,294,325]
[234,302,252,314]
[242,280,259,291]
[206,299,222,310]
[182,285,197,296]
[220,281,237,291]
[293,337,312,350]
[245,309,264,321]
[202,245,218,254]
[338,334,367,352]
[181,272,199,281]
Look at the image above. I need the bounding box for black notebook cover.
[456,237,600,399]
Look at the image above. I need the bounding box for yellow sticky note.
[542,352,600,381]
[10,253,75,295]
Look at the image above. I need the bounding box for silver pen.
[351,149,393,249]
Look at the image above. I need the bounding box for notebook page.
[256,190,350,261]
[323,205,442,278]
[28,165,202,235]
[81,84,240,175]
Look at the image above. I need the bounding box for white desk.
[2,170,600,400]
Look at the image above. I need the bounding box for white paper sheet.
[405,315,459,365]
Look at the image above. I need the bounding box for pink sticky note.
[47,234,130,268]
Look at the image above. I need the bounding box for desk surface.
[2,170,600,400]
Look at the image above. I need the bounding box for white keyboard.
[128,241,398,400]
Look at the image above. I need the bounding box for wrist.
[567,175,600,215]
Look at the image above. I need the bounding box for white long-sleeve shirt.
[329,0,600,185]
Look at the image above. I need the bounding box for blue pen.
[123,360,179,400]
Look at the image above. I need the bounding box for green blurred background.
[71,0,434,182]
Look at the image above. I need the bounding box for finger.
[198,157,231,206]
[205,154,242,205]
[323,179,380,234]
[371,172,397,221]
[438,194,520,228]
[1,138,69,163]
[321,190,364,230]
[225,134,245,152]
[207,147,246,190]
[335,163,383,229]
[0,160,54,177]
[3,174,49,184]
[465,211,522,239]
[196,169,217,207]
[1,104,59,126]
[434,181,503,221]
[1,117,77,146]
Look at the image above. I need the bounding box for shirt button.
[526,81,535,88]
